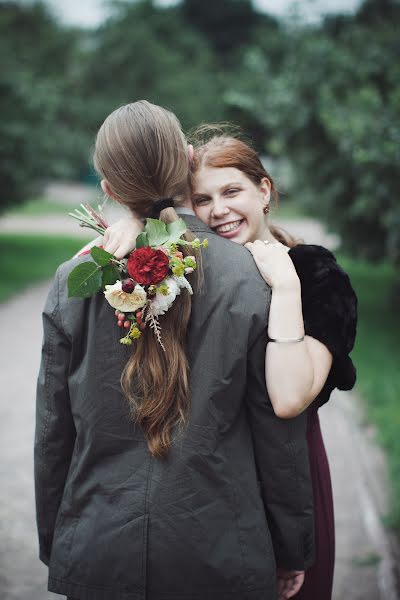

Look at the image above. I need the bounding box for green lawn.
[338,256,400,529]
[0,234,91,302]
[6,196,101,216]
[6,197,79,216]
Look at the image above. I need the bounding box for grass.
[338,255,400,530]
[0,234,91,303]
[6,197,79,216]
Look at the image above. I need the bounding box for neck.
[258,222,276,243]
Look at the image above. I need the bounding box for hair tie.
[151,197,175,218]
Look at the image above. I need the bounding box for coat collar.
[179,213,214,235]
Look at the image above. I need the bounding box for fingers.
[102,216,144,258]
[277,570,305,600]
[104,237,138,260]
[103,239,119,257]
[277,576,286,599]
[286,573,305,598]
[245,240,270,259]
[113,239,135,260]
[104,242,124,259]
[277,579,293,600]
[277,578,291,600]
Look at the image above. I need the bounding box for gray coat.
[35,214,314,600]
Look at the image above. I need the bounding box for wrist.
[268,334,305,343]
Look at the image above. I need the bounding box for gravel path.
[0,185,398,599]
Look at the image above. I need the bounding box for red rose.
[127,247,170,285]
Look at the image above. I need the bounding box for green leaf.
[144,218,169,246]
[91,246,115,266]
[67,262,102,298]
[135,232,149,248]
[166,219,187,243]
[102,264,120,289]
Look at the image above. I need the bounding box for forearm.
[266,286,315,416]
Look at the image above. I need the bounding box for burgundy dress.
[287,245,358,600]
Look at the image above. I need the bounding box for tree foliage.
[182,0,259,56]
[0,1,91,209]
[1,0,398,268]
[225,0,400,264]
[80,0,225,131]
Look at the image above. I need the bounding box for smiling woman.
[186,130,357,600]
[191,168,271,242]
[190,134,298,248]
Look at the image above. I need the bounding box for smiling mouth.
[214,219,244,234]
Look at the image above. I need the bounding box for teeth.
[216,220,242,233]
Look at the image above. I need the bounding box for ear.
[187,144,194,163]
[260,177,271,209]
[101,179,116,199]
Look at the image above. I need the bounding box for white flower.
[173,275,193,295]
[150,277,181,316]
[104,280,147,313]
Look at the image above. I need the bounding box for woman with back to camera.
[35,102,315,600]
[104,129,358,600]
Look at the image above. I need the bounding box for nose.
[211,199,229,219]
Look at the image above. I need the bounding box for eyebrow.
[192,182,243,197]
[221,182,243,189]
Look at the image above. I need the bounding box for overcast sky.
[41,0,364,28]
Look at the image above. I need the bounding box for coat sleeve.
[245,313,314,571]
[34,267,76,566]
[289,244,358,403]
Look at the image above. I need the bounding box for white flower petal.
[104,281,147,313]
[172,275,193,295]
[150,277,181,316]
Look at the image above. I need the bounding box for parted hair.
[93,100,199,458]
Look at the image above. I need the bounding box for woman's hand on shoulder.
[103,214,144,259]
[245,240,300,292]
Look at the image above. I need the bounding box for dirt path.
[0,184,398,599]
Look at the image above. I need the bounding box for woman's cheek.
[194,205,209,223]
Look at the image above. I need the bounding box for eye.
[224,188,240,196]
[193,196,210,206]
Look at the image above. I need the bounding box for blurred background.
[0,0,399,598]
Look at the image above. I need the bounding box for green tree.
[225,0,400,266]
[0,1,91,211]
[80,0,226,132]
[182,0,259,56]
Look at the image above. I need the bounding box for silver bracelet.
[268,335,305,343]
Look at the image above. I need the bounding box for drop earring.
[263,205,270,215]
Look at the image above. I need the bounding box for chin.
[229,236,244,245]
[234,230,253,246]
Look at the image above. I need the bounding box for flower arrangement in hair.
[67,204,207,349]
